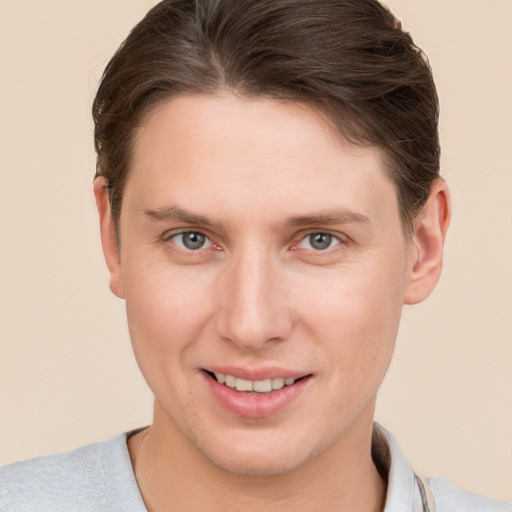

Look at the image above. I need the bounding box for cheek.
[299,256,406,384]
[122,262,215,382]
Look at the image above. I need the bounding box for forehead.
[125,94,400,230]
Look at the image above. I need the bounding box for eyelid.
[162,227,208,240]
[163,229,214,251]
[291,230,348,252]
[160,228,347,254]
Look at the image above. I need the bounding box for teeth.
[214,372,225,384]
[212,373,297,393]
[253,379,272,393]
[271,377,285,390]
[235,378,253,392]
[225,374,236,388]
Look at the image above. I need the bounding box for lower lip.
[203,372,311,419]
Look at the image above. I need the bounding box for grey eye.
[309,233,332,250]
[298,232,339,251]
[173,232,210,250]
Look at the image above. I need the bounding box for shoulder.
[373,423,511,512]
[0,433,145,512]
[429,476,511,512]
[0,438,111,512]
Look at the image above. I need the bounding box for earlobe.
[403,179,451,305]
[93,177,125,299]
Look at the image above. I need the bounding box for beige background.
[1,0,511,503]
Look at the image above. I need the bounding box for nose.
[214,248,293,351]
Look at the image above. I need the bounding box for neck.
[128,403,386,512]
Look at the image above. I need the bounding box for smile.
[203,369,312,418]
[213,373,298,393]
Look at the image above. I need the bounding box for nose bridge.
[215,243,291,349]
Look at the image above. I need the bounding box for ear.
[93,177,125,299]
[403,179,451,305]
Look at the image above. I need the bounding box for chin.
[204,449,305,477]
[193,429,328,477]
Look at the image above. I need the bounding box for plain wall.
[1,0,511,502]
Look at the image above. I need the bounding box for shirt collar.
[373,423,423,512]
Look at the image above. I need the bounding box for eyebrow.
[143,205,370,229]
[143,205,221,228]
[284,210,370,227]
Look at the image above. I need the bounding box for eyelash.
[165,231,214,252]
[294,232,342,252]
[164,230,345,254]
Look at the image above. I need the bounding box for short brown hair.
[93,0,440,233]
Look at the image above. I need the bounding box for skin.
[95,93,450,512]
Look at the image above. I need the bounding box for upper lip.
[203,366,310,381]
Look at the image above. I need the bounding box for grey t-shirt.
[0,432,147,512]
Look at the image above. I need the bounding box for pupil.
[310,233,331,250]
[183,232,205,250]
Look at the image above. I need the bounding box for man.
[0,1,510,511]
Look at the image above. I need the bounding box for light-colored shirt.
[0,424,510,511]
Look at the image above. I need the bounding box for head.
[93,0,450,476]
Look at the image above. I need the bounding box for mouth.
[205,370,308,394]
[202,368,312,418]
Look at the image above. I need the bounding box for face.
[109,94,417,475]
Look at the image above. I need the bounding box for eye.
[298,232,340,251]
[170,231,212,251]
